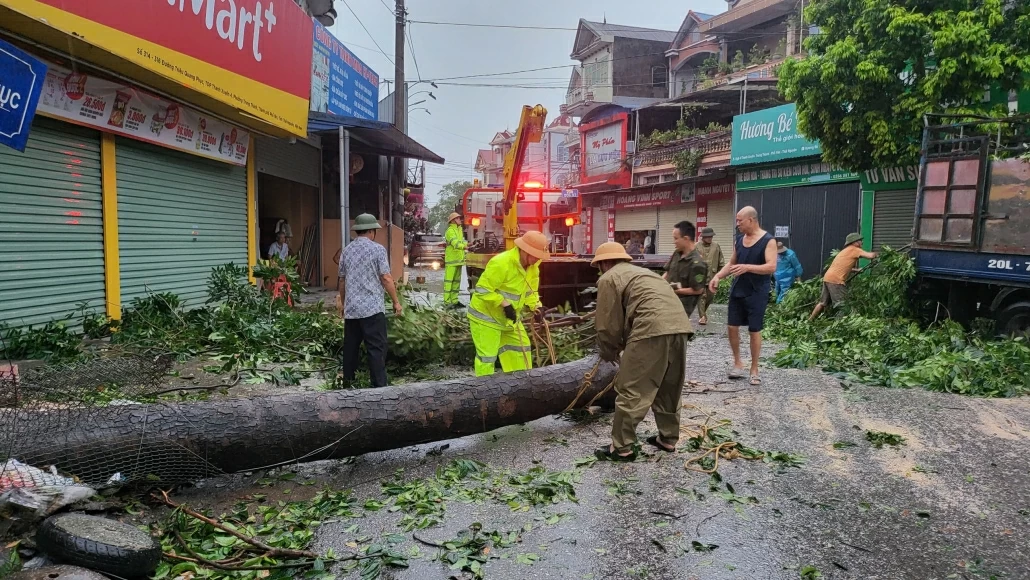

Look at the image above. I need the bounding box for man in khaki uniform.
[663,220,708,321]
[591,242,692,462]
[696,227,725,325]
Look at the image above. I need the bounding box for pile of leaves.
[765,248,1030,398]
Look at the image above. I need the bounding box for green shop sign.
[736,160,859,191]
[731,103,821,165]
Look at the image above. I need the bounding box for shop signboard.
[607,210,615,241]
[584,120,623,177]
[2,0,313,135]
[736,160,858,191]
[861,165,919,191]
[310,21,379,120]
[731,103,821,165]
[0,37,46,152]
[37,59,250,165]
[696,178,735,200]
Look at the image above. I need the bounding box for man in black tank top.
[707,206,777,386]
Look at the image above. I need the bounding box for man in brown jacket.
[591,242,692,462]
[696,227,725,325]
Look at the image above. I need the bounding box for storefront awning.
[307,113,444,164]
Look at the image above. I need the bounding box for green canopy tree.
[426,180,473,233]
[778,0,1030,171]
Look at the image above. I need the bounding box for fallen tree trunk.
[5,357,616,486]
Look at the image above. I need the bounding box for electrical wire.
[339,0,395,66]
[377,0,395,16]
[408,18,820,38]
[406,26,422,82]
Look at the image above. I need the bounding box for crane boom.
[500,105,547,249]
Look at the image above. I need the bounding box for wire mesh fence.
[1,354,224,493]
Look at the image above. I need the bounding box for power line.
[339,0,394,66]
[406,26,422,81]
[409,18,819,38]
[377,0,395,16]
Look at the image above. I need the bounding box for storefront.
[0,0,314,326]
[731,104,862,278]
[860,165,919,252]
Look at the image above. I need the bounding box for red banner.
[33,0,312,98]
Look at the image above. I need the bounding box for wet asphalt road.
[278,307,1030,580]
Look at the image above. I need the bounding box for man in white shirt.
[267,231,289,261]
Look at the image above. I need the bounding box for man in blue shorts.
[707,206,777,386]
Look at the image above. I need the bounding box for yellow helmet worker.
[443,212,467,306]
[466,231,550,376]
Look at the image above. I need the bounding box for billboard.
[731,103,821,166]
[0,37,46,152]
[311,21,379,120]
[1,0,313,135]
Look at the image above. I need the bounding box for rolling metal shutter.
[0,118,105,327]
[255,137,320,187]
[705,199,735,242]
[116,138,248,308]
[592,207,609,249]
[656,203,696,254]
[614,207,658,232]
[872,189,916,251]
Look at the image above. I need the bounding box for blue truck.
[911,115,1030,336]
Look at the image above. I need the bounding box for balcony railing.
[565,87,597,107]
[680,58,785,97]
[634,131,732,167]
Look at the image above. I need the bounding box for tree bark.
[6,357,616,485]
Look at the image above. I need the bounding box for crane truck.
[460,105,666,309]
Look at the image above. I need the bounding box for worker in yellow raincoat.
[466,231,550,376]
[443,212,467,306]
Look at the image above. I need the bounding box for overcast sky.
[331,0,729,207]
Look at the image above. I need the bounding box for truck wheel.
[36,514,161,578]
[995,301,1030,338]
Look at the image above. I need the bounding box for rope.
[562,357,618,413]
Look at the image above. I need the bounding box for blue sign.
[561,188,580,198]
[0,39,46,152]
[311,21,379,120]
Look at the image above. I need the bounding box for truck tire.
[995,301,1030,338]
[36,514,161,578]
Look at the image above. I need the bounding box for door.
[656,203,696,254]
[821,182,861,260]
[614,207,658,231]
[116,138,248,308]
[705,199,735,243]
[759,187,792,242]
[0,118,105,327]
[872,189,917,251]
[789,185,828,279]
[592,207,609,250]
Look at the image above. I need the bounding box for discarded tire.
[36,514,161,578]
[7,565,109,580]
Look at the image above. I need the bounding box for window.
[652,66,668,89]
[557,146,569,164]
[644,175,661,185]
[661,173,677,183]
[584,58,608,87]
[917,156,982,245]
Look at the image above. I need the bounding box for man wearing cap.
[774,241,803,303]
[443,212,468,306]
[809,233,877,320]
[466,231,549,376]
[339,214,403,388]
[591,242,691,462]
[696,227,725,326]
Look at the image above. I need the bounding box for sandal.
[594,446,637,462]
[749,375,762,386]
[646,435,676,452]
[698,316,707,326]
[728,367,746,379]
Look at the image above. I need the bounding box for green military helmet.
[353,213,382,231]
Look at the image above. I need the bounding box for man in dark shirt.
[663,220,708,321]
[707,206,776,386]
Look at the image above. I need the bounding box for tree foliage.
[778,0,1030,171]
[426,180,473,233]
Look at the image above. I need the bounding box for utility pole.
[392,0,406,226]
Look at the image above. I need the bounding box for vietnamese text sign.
[731,103,821,165]
[311,21,379,120]
[696,178,735,200]
[736,160,858,191]
[0,38,46,152]
[38,60,250,165]
[4,0,312,135]
[584,121,623,177]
